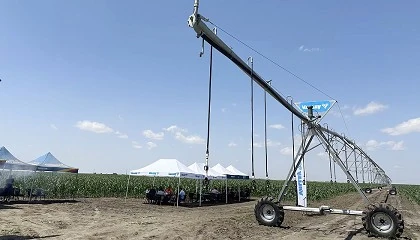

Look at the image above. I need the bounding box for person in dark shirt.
[5,175,14,195]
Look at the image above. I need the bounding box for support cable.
[248,56,255,180]
[205,19,352,138]
[287,96,297,206]
[264,80,272,179]
[204,28,216,184]
[206,20,336,100]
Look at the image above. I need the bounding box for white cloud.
[267,139,281,147]
[50,124,58,130]
[75,120,113,133]
[228,142,237,147]
[381,117,420,136]
[249,139,281,148]
[114,131,128,139]
[175,132,205,144]
[280,147,293,155]
[143,129,164,140]
[147,142,157,150]
[132,141,142,149]
[353,102,388,116]
[164,125,205,145]
[365,140,405,151]
[391,141,405,151]
[269,124,285,130]
[299,45,321,52]
[117,134,128,139]
[163,125,187,133]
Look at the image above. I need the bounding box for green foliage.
[395,184,420,204]
[13,173,362,202]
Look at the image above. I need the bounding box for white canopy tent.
[130,158,203,179]
[188,162,226,180]
[212,163,250,203]
[211,163,235,176]
[188,162,227,206]
[128,159,204,207]
[226,165,248,177]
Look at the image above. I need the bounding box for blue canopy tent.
[0,146,36,200]
[28,152,79,173]
[0,146,37,171]
[28,152,79,200]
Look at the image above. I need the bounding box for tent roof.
[29,152,71,168]
[226,165,248,176]
[188,162,226,179]
[130,159,203,179]
[28,152,78,173]
[212,163,250,179]
[0,146,36,171]
[211,163,235,175]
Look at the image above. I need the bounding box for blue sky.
[1,1,419,184]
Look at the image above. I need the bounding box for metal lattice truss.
[321,126,391,186]
[276,121,391,204]
[187,0,392,205]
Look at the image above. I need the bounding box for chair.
[32,188,46,200]
[188,192,195,203]
[145,189,156,204]
[13,188,24,200]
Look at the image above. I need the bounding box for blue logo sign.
[296,164,304,196]
[296,100,333,113]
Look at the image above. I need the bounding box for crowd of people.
[144,185,250,206]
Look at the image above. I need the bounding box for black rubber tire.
[364,188,372,194]
[254,196,284,227]
[389,189,397,195]
[362,203,404,238]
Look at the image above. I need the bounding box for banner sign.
[295,100,335,114]
[295,160,307,207]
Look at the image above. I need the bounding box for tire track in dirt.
[386,193,420,240]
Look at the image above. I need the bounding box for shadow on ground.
[0,235,60,240]
[1,199,79,205]
[142,199,255,208]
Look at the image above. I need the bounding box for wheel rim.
[260,204,275,222]
[371,212,394,233]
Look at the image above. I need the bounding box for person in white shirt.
[179,188,186,202]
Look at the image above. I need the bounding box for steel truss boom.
[187,3,405,237]
[188,0,392,191]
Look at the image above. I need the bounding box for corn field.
[396,184,420,204]
[5,172,392,202]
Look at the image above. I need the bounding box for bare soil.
[0,189,418,240]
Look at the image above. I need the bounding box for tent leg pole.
[226,178,228,204]
[125,173,131,202]
[199,179,202,207]
[177,175,180,207]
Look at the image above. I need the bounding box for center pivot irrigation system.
[187,1,404,238]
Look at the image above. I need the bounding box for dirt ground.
[0,189,419,240]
